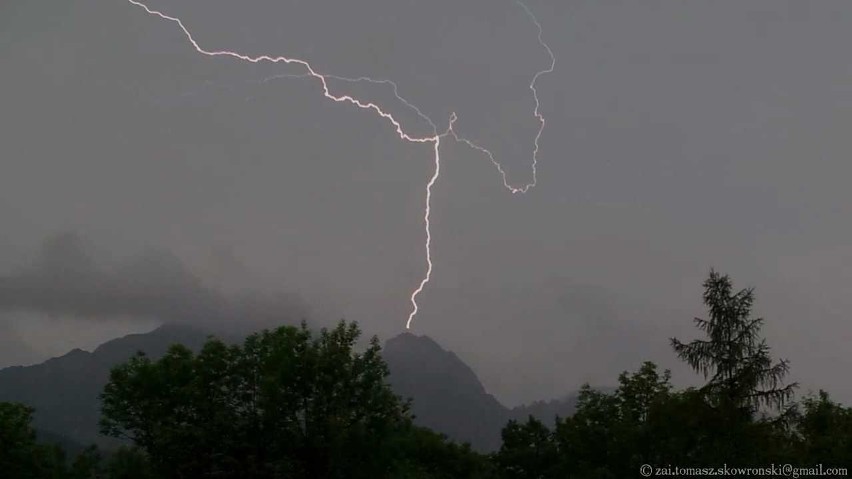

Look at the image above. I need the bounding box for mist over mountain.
[0,233,313,368]
[0,233,307,331]
[0,323,40,367]
[0,325,577,452]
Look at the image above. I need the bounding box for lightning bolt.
[124,0,555,330]
[450,1,556,195]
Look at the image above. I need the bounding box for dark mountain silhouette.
[384,333,581,451]
[0,232,309,333]
[383,333,510,451]
[0,325,578,452]
[0,324,210,447]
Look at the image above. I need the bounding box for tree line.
[1,270,850,478]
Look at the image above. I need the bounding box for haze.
[1,0,850,407]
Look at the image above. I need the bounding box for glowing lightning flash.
[125,0,555,330]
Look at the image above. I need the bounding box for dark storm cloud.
[0,233,306,329]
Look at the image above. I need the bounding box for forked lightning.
[125,0,555,329]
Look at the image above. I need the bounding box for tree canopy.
[671,269,797,412]
[99,321,415,479]
[0,402,67,478]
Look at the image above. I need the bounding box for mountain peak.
[383,333,485,395]
[0,326,576,453]
[384,332,445,355]
[382,332,508,451]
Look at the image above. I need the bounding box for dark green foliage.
[389,424,495,478]
[671,269,797,412]
[67,445,103,479]
[551,362,676,478]
[494,365,851,478]
[495,417,559,479]
[0,402,68,479]
[0,402,145,479]
[99,320,488,479]
[492,271,852,478]
[494,363,672,478]
[793,391,852,465]
[0,402,40,477]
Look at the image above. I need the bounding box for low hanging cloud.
[0,233,307,330]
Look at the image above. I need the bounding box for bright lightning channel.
[125,0,555,330]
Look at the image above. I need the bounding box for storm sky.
[1,0,851,406]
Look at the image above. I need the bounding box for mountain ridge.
[0,324,578,452]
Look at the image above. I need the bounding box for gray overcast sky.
[1,0,850,406]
